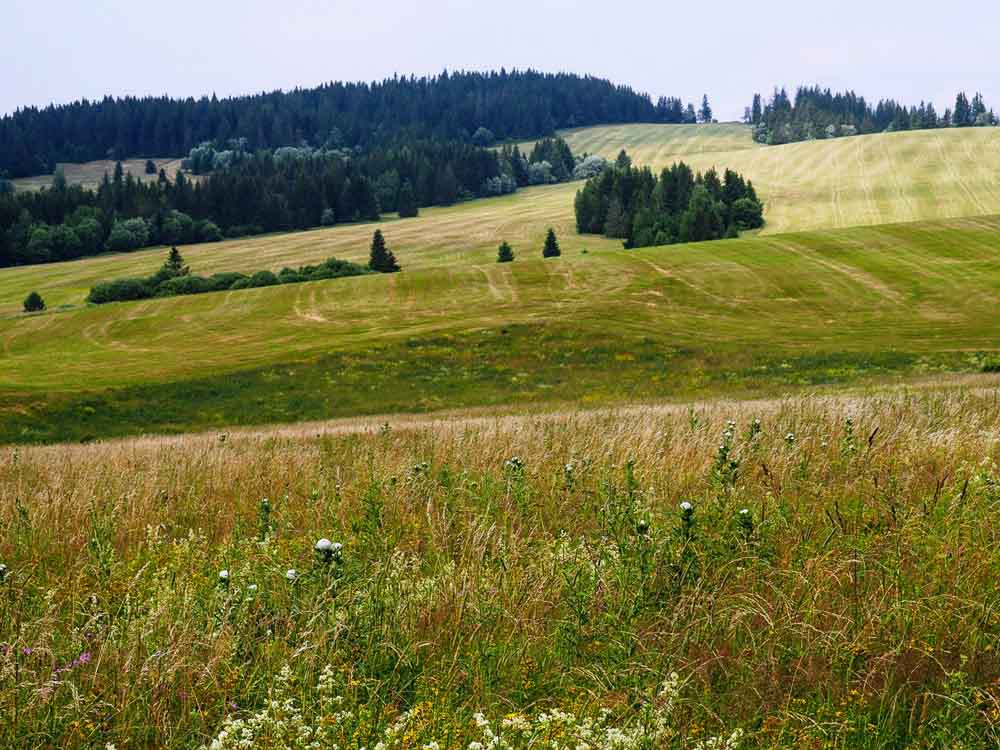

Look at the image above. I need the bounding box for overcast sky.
[3,0,998,120]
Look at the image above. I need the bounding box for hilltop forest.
[0,70,698,178]
[748,86,997,144]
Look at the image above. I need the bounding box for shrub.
[573,154,609,180]
[23,291,45,313]
[528,161,555,185]
[248,270,279,288]
[156,275,213,296]
[731,197,765,230]
[197,220,223,243]
[107,218,150,252]
[144,159,157,175]
[160,211,196,245]
[208,272,248,291]
[497,241,514,263]
[86,278,153,304]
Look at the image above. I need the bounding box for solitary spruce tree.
[23,291,46,313]
[369,230,400,273]
[163,246,189,277]
[497,241,514,263]
[542,228,561,258]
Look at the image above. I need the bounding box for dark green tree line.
[0,70,701,178]
[575,156,764,248]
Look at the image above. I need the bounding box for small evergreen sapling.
[23,291,46,313]
[497,241,514,263]
[368,230,401,273]
[542,228,560,258]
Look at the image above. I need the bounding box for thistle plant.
[710,420,741,489]
[258,497,271,541]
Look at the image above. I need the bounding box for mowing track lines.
[766,236,905,306]
[932,133,988,217]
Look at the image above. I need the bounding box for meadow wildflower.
[218,569,230,585]
[680,501,693,512]
[0,563,7,583]
[286,569,297,581]
[316,538,343,563]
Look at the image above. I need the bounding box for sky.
[3,0,999,120]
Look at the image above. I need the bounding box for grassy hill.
[2,214,999,442]
[558,123,1000,234]
[2,123,1000,442]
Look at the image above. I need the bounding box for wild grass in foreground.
[2,386,1000,747]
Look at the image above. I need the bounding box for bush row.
[87,250,372,305]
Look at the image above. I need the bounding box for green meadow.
[1,123,999,444]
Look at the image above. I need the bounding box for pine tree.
[497,241,514,263]
[163,246,189,277]
[604,196,629,238]
[542,228,560,258]
[954,92,971,127]
[145,159,157,175]
[368,229,400,273]
[397,180,419,218]
[23,291,45,313]
[699,95,713,124]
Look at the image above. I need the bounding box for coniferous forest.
[748,86,997,144]
[0,69,706,269]
[574,156,764,248]
[0,135,594,267]
[0,70,695,178]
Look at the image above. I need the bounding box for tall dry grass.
[2,384,1000,747]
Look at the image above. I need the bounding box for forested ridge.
[0,69,696,178]
[0,134,606,267]
[748,86,997,145]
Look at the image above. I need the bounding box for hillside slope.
[559,124,1000,234]
[2,214,999,441]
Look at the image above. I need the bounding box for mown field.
[2,213,1000,442]
[0,123,998,445]
[559,123,1000,235]
[2,386,1000,748]
[10,157,187,191]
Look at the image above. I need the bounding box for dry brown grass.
[2,380,1000,746]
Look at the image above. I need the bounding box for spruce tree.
[164,246,189,277]
[699,95,713,124]
[368,229,400,273]
[497,241,514,263]
[397,180,419,218]
[542,228,561,258]
[23,291,45,313]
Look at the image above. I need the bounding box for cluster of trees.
[749,87,998,144]
[494,228,561,263]
[0,133,594,267]
[575,156,764,248]
[87,235,395,305]
[0,70,701,178]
